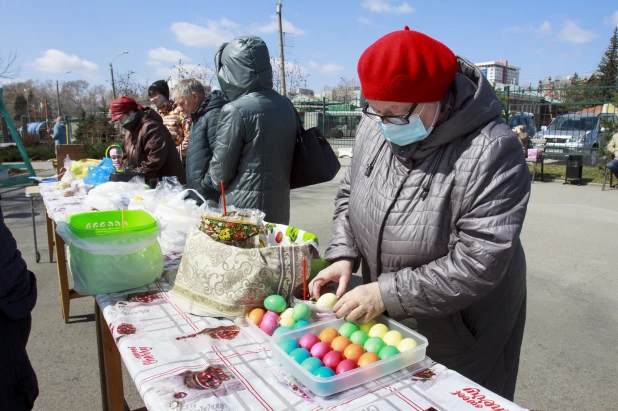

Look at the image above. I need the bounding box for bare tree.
[0,48,19,79]
[270,56,309,96]
[170,59,218,91]
[114,70,149,103]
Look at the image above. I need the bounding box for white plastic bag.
[56,222,164,295]
[154,189,206,253]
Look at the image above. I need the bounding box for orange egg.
[357,352,380,367]
[318,328,339,344]
[343,343,365,363]
[248,308,266,326]
[330,336,351,352]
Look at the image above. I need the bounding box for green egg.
[338,322,359,338]
[264,295,287,313]
[292,303,311,321]
[278,338,299,354]
[378,345,400,360]
[364,337,386,354]
[290,348,311,364]
[350,330,369,346]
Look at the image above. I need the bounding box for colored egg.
[263,311,280,323]
[335,359,357,375]
[378,345,400,360]
[292,303,311,321]
[383,330,404,347]
[364,337,386,354]
[260,319,278,336]
[330,336,351,353]
[293,320,310,329]
[319,328,339,344]
[279,317,296,328]
[310,342,331,360]
[289,348,311,364]
[299,333,320,351]
[338,322,359,338]
[315,293,338,309]
[264,295,287,313]
[398,338,419,352]
[350,330,369,346]
[368,324,389,339]
[322,350,344,370]
[301,357,323,373]
[248,308,266,326]
[278,338,299,354]
[280,308,295,319]
[358,319,377,333]
[357,352,380,367]
[273,326,293,336]
[313,366,335,378]
[343,343,365,363]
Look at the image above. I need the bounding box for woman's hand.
[333,283,385,323]
[309,259,353,300]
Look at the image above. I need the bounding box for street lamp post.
[110,51,129,99]
[340,77,348,107]
[23,88,30,122]
[56,71,71,117]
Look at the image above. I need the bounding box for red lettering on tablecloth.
[450,388,510,410]
[127,346,158,365]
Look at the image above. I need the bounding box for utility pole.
[277,0,286,96]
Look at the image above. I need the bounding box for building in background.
[475,60,520,86]
[296,88,315,97]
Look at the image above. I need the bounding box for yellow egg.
[280,308,295,319]
[398,338,419,352]
[279,317,296,327]
[358,319,377,333]
[383,330,403,347]
[316,293,338,309]
[368,323,389,339]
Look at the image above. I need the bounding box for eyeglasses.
[362,103,418,125]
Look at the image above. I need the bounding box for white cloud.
[559,21,597,44]
[605,11,618,28]
[31,49,98,73]
[309,61,344,74]
[146,60,162,67]
[147,47,190,63]
[501,25,521,40]
[171,20,237,47]
[361,0,414,14]
[252,16,306,36]
[535,20,552,37]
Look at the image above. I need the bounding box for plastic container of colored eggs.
[245,295,315,342]
[270,314,428,397]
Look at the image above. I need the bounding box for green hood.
[215,36,273,101]
[105,144,124,158]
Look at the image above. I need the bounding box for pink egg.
[263,311,280,323]
[260,319,278,336]
[323,350,344,370]
[299,334,320,351]
[335,359,357,375]
[310,342,331,360]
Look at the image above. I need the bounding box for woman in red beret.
[310,27,530,400]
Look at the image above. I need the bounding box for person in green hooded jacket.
[105,143,124,170]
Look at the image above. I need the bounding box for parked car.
[508,112,536,137]
[328,124,355,138]
[537,112,618,165]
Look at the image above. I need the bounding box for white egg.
[316,293,338,309]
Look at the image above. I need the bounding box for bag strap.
[285,97,305,139]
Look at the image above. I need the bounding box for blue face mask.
[377,104,439,147]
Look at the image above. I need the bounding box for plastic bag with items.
[83,157,115,186]
[154,189,207,254]
[84,177,148,211]
[140,176,184,213]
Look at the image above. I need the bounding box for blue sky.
[1,0,617,92]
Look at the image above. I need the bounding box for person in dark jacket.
[0,212,39,410]
[173,79,227,200]
[53,116,67,146]
[109,96,186,185]
[204,36,297,224]
[310,27,530,400]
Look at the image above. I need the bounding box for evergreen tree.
[597,27,618,88]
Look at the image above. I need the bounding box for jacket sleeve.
[207,105,245,192]
[139,123,170,181]
[0,213,37,320]
[608,134,617,157]
[324,166,361,269]
[378,133,530,319]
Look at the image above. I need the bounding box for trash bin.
[565,155,583,180]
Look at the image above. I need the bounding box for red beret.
[358,26,458,103]
[110,96,138,122]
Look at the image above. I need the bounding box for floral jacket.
[157,100,192,146]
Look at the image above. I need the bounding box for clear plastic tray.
[270,314,428,397]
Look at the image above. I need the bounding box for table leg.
[54,222,71,323]
[45,212,54,263]
[30,197,40,263]
[97,302,126,411]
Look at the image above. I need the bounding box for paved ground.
[1,161,617,410]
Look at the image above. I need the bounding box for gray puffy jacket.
[325,58,530,399]
[206,37,297,224]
